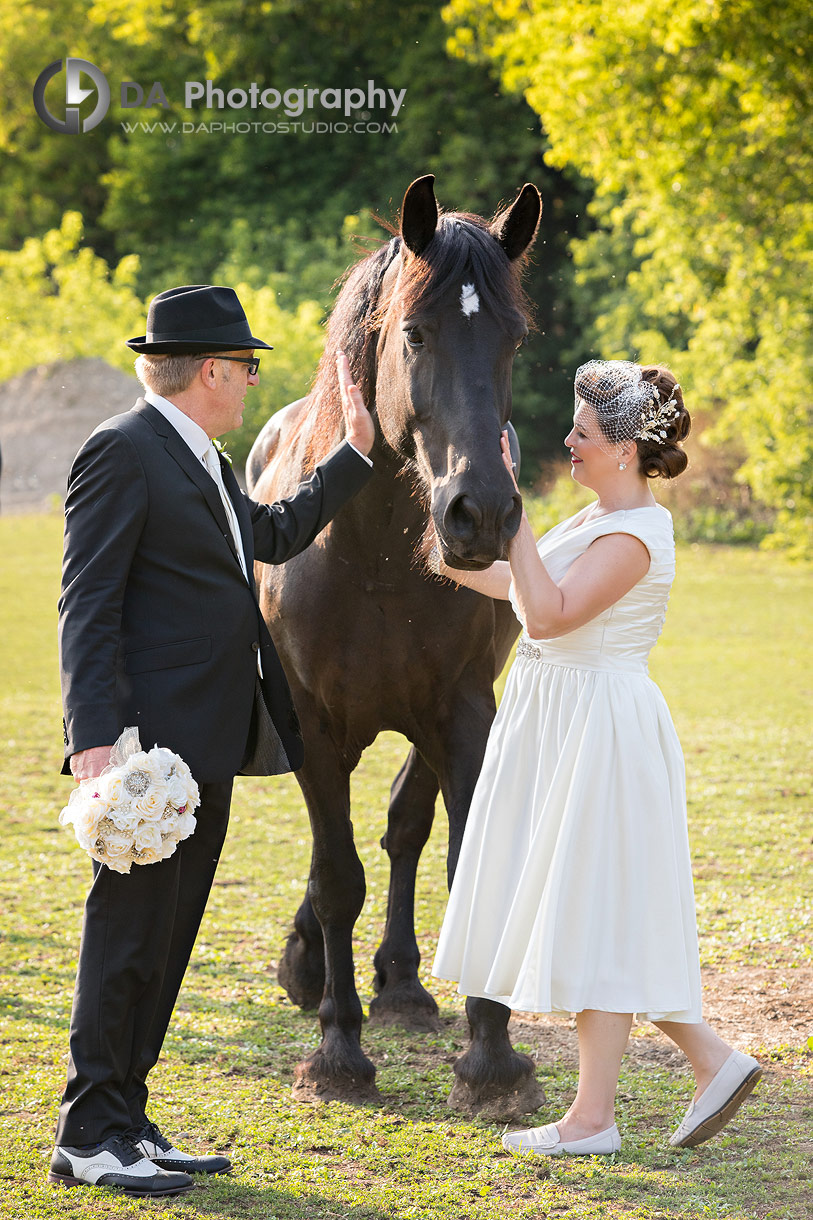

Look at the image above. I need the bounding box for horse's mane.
[291,207,534,468]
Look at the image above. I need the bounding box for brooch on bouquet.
[59,727,200,874]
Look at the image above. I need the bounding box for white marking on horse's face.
[460,283,480,317]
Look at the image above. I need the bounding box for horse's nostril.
[445,494,483,540]
[503,495,523,537]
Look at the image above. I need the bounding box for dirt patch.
[696,962,812,1051]
[429,964,812,1076]
[0,358,140,512]
[503,962,813,1070]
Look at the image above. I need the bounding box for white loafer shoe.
[502,1122,621,1157]
[670,1050,762,1148]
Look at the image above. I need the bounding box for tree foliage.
[0,213,141,380]
[0,211,327,467]
[2,0,588,470]
[444,0,813,552]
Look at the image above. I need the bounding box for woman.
[431,360,761,1156]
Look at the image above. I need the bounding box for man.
[50,284,375,1196]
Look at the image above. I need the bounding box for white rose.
[60,790,105,833]
[92,829,133,873]
[165,773,189,808]
[147,746,177,778]
[168,757,199,806]
[173,810,197,842]
[102,853,132,874]
[102,828,134,858]
[135,845,164,865]
[74,825,97,852]
[171,755,194,785]
[97,771,126,806]
[134,822,163,854]
[109,809,141,834]
[74,798,108,838]
[160,836,180,861]
[131,779,170,822]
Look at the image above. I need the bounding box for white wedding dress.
[432,504,702,1022]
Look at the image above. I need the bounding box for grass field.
[0,512,811,1220]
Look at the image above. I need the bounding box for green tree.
[2,0,590,471]
[0,212,141,378]
[444,0,813,552]
[219,282,326,468]
[0,0,119,255]
[86,0,590,467]
[0,210,330,471]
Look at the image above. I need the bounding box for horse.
[246,175,544,1118]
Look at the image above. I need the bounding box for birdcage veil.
[574,360,680,456]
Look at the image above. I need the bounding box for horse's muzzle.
[434,485,523,568]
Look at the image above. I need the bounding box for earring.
[618,462,627,471]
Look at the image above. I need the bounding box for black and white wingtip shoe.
[48,1133,195,1196]
[132,1119,232,1175]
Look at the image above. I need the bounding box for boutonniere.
[213,437,233,465]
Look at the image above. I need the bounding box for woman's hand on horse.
[337,351,375,456]
[501,430,520,492]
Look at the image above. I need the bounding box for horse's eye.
[405,327,424,349]
[515,335,527,351]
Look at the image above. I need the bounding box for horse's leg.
[278,886,325,1010]
[290,746,379,1104]
[447,996,544,1121]
[434,705,545,1121]
[368,747,441,1032]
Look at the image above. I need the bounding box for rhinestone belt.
[515,638,648,675]
[516,640,545,661]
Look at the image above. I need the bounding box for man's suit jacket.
[59,398,372,783]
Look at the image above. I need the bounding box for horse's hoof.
[368,981,441,1032]
[447,1046,545,1120]
[446,1072,545,1121]
[292,1049,380,1106]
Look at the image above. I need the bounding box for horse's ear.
[400,175,439,256]
[492,184,541,261]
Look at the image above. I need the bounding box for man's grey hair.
[134,353,205,397]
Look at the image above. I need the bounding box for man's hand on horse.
[337,350,375,456]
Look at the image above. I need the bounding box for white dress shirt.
[144,388,211,461]
[144,388,249,579]
[143,386,372,581]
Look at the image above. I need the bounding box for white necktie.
[202,445,248,582]
[203,445,262,676]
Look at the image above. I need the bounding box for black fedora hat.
[127,284,273,354]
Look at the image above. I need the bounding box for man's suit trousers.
[55,781,232,1145]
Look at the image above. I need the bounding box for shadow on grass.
[186,1176,411,1220]
[165,989,548,1129]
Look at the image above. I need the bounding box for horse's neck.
[329,445,428,559]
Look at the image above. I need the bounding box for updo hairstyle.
[636,366,691,480]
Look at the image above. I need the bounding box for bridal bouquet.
[59,727,199,874]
